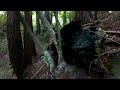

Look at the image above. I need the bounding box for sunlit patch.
[109,11,112,13]
[0,11,4,15]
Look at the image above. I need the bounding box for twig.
[88,48,120,77]
[88,59,96,77]
[31,64,45,79]
[105,31,120,35]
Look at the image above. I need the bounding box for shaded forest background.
[0,11,120,79]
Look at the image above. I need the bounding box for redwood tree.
[73,11,91,25]
[24,11,37,68]
[7,11,24,79]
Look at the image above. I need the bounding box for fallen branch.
[105,31,120,35]
[89,48,120,77]
[31,64,45,79]
[101,48,120,56]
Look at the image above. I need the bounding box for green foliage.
[0,11,7,30]
[96,45,102,55]
[58,11,75,27]
[41,54,49,65]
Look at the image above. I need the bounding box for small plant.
[41,53,49,65]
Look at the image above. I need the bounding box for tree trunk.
[24,11,37,68]
[36,13,41,34]
[94,11,98,20]
[45,11,51,24]
[54,11,63,65]
[50,11,53,25]
[7,11,24,79]
[73,11,91,25]
[63,11,66,26]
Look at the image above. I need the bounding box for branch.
[105,31,120,35]
[31,64,45,79]
[100,48,120,56]
[36,11,58,52]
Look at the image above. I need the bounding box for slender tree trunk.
[54,11,63,65]
[36,13,41,34]
[30,12,37,57]
[24,11,37,68]
[50,11,53,25]
[45,11,51,24]
[24,11,32,67]
[7,11,24,79]
[63,11,66,26]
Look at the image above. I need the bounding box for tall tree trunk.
[24,11,37,68]
[73,11,91,25]
[63,11,66,26]
[45,11,51,24]
[36,13,41,34]
[54,11,63,65]
[7,11,24,79]
[30,12,37,57]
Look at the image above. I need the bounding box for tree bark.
[73,11,91,25]
[7,11,24,79]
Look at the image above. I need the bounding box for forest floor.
[0,30,120,79]
[0,34,13,79]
